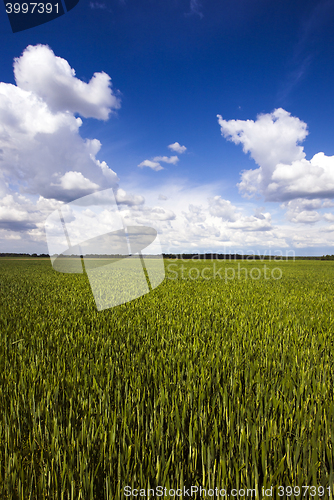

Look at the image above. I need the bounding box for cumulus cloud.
[0,45,120,207]
[14,45,120,120]
[183,204,207,224]
[218,108,307,176]
[117,180,334,253]
[208,196,239,222]
[324,213,334,222]
[138,145,185,172]
[218,108,334,204]
[53,171,100,191]
[119,204,176,228]
[269,152,334,201]
[253,207,266,220]
[206,196,272,232]
[0,193,53,237]
[153,155,179,164]
[168,142,187,154]
[290,210,321,224]
[0,44,127,248]
[280,198,332,224]
[148,207,176,221]
[118,182,277,257]
[138,160,164,171]
[227,214,272,232]
[115,188,145,206]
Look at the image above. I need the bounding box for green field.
[1,258,334,499]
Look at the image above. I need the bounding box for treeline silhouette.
[0,253,50,257]
[1,253,334,260]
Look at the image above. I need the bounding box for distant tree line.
[1,253,333,260]
[0,253,50,257]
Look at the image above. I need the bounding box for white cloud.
[269,152,334,200]
[253,207,266,220]
[109,178,334,253]
[324,213,334,222]
[148,207,176,221]
[322,200,334,208]
[289,210,321,224]
[218,108,307,174]
[218,108,334,204]
[168,142,187,154]
[54,171,100,191]
[138,160,163,171]
[153,155,179,164]
[183,204,207,224]
[280,198,333,224]
[118,181,278,255]
[208,196,239,222]
[138,147,183,173]
[0,45,119,206]
[115,188,145,206]
[227,214,272,232]
[0,44,126,249]
[0,193,44,233]
[0,232,21,241]
[14,45,120,120]
[207,197,272,232]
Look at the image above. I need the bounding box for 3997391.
[5,2,59,13]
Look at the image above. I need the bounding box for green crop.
[0,258,334,498]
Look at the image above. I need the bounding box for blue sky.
[1,0,334,255]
